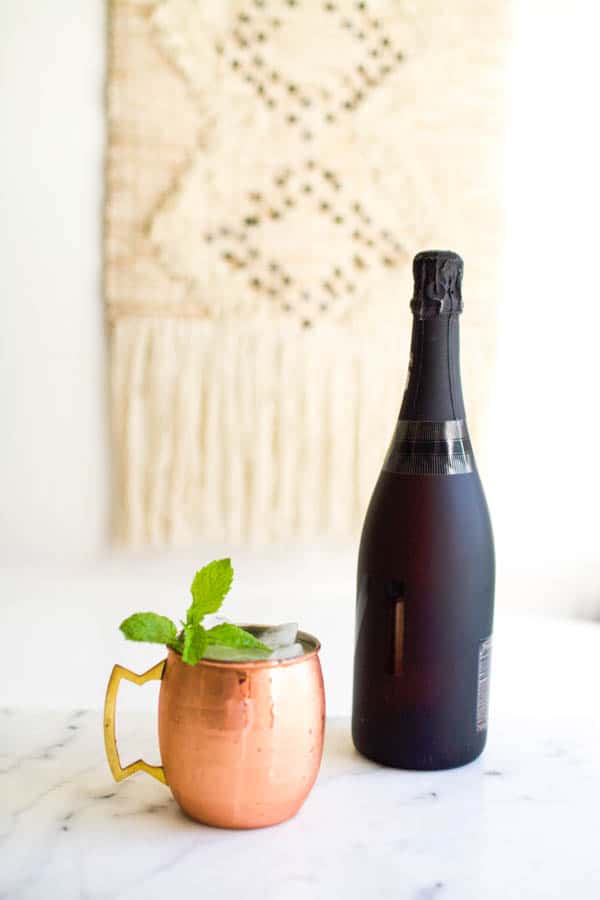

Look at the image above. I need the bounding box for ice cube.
[269,642,305,660]
[253,623,299,650]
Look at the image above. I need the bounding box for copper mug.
[103,630,325,829]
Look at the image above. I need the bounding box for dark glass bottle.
[352,250,494,770]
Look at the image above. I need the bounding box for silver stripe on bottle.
[383,419,474,476]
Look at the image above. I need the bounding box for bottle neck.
[399,314,465,422]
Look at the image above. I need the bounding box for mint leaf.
[181,625,208,666]
[206,623,271,654]
[187,558,234,625]
[120,612,177,645]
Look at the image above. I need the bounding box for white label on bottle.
[476,637,492,732]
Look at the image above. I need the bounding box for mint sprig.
[119,558,271,666]
[119,612,178,646]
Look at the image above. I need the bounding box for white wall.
[1,1,599,712]
[487,0,600,616]
[0,0,108,561]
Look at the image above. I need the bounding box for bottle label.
[476,637,492,732]
[383,419,474,476]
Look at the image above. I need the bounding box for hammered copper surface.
[158,632,325,829]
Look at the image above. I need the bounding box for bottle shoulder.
[359,470,495,580]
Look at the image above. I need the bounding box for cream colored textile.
[106,0,508,545]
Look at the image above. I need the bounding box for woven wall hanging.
[106,0,509,545]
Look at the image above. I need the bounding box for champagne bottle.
[352,250,494,770]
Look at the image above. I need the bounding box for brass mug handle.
[103,660,167,785]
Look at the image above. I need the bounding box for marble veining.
[2,700,600,900]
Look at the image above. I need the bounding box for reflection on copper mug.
[103,631,325,829]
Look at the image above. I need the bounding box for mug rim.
[168,627,321,669]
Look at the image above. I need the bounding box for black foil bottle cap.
[410,250,464,318]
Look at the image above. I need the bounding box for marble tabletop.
[2,616,600,900]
